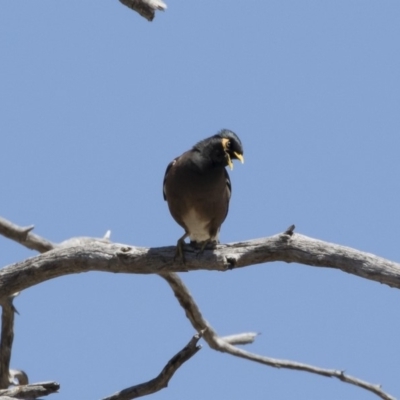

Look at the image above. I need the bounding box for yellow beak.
[234,152,244,164]
[227,154,234,170]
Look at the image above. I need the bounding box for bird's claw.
[174,238,186,264]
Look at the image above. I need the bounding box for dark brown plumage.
[163,129,244,260]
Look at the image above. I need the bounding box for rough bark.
[0,296,17,389]
[0,217,54,253]
[0,217,398,400]
[1,231,400,302]
[0,381,59,398]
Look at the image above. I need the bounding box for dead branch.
[119,0,166,21]
[0,217,54,253]
[0,216,398,400]
[219,332,259,345]
[160,272,395,400]
[1,231,400,302]
[0,294,18,389]
[102,331,202,400]
[0,381,59,399]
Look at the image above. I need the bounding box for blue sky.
[1,1,400,399]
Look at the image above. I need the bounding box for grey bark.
[1,231,400,302]
[0,381,59,398]
[0,295,19,389]
[0,217,397,400]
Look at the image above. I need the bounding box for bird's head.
[194,129,244,170]
[216,129,244,170]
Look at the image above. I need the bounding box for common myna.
[163,129,244,261]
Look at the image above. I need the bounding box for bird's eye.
[226,140,231,149]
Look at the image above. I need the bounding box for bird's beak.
[234,152,244,164]
[227,154,234,170]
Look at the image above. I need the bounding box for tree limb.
[0,294,19,389]
[0,217,54,253]
[160,272,395,400]
[0,381,59,399]
[102,331,202,400]
[0,217,398,400]
[1,230,400,302]
[119,0,167,21]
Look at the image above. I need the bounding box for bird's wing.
[163,158,177,201]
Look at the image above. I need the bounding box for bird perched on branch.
[163,129,244,261]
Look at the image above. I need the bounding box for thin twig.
[0,217,55,253]
[160,272,396,400]
[102,331,202,400]
[220,332,259,345]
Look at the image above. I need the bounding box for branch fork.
[0,216,397,400]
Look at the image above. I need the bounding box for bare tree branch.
[0,217,398,400]
[0,294,19,389]
[0,217,54,253]
[0,381,59,399]
[102,331,202,400]
[0,216,111,254]
[1,230,400,302]
[219,332,259,345]
[160,272,395,400]
[119,0,166,21]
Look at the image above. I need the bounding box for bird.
[163,129,244,261]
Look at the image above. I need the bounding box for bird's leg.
[174,232,188,263]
